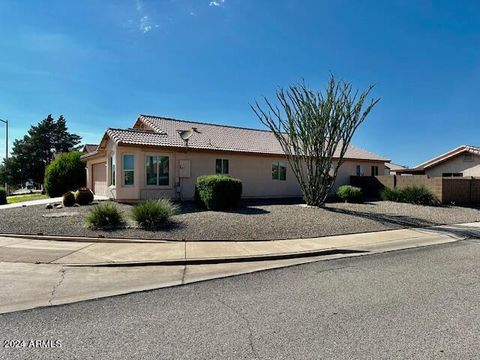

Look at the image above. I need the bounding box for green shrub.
[85,203,125,229]
[62,191,76,207]
[132,199,179,229]
[336,185,363,203]
[195,175,242,210]
[0,187,6,205]
[75,187,94,205]
[44,151,86,197]
[380,187,402,202]
[380,186,439,206]
[399,186,440,206]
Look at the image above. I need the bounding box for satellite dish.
[177,127,201,146]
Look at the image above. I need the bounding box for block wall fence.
[350,175,480,205]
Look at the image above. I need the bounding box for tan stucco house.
[398,145,480,177]
[82,115,389,202]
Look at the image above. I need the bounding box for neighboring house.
[399,145,480,177]
[384,162,407,175]
[82,115,389,202]
[82,144,98,154]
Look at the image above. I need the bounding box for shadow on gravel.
[323,207,439,228]
[422,225,480,241]
[324,207,480,240]
[177,201,272,215]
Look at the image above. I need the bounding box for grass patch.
[7,193,48,204]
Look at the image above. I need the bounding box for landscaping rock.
[43,212,80,218]
[54,204,63,209]
[45,204,53,210]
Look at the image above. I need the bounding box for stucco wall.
[87,144,386,201]
[425,153,480,177]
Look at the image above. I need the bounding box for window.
[464,153,474,162]
[356,165,364,176]
[442,172,463,177]
[123,154,134,186]
[216,159,229,174]
[371,165,379,176]
[145,155,170,186]
[272,161,287,181]
[110,155,116,186]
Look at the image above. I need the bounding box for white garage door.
[92,162,107,196]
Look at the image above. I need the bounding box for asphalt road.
[1,240,479,359]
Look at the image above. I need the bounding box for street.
[1,240,479,359]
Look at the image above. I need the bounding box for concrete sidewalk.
[1,221,479,314]
[0,195,109,210]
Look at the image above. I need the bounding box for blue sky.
[0,0,479,167]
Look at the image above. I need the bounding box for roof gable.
[413,145,480,170]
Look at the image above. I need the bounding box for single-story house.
[398,145,480,177]
[82,115,389,202]
[82,144,99,155]
[384,162,407,175]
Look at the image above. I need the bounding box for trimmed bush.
[336,185,363,203]
[44,151,86,197]
[0,187,6,205]
[75,187,94,205]
[132,199,179,229]
[62,191,76,207]
[380,186,439,206]
[85,203,125,229]
[195,175,242,210]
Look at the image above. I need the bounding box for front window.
[356,165,364,176]
[110,155,116,186]
[216,159,229,174]
[123,154,134,186]
[145,155,170,186]
[272,161,287,181]
[371,165,379,176]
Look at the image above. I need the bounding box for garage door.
[92,162,107,195]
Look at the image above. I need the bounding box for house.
[384,162,407,175]
[398,145,480,177]
[82,115,389,202]
[82,144,98,154]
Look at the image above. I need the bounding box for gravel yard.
[1,199,480,241]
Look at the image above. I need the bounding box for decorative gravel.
[1,200,480,241]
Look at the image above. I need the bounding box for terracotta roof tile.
[105,115,388,161]
[82,144,98,154]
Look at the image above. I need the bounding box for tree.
[5,115,81,186]
[252,75,379,207]
[44,151,86,197]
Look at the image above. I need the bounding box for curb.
[60,248,369,267]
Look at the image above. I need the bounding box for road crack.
[215,296,260,359]
[49,266,66,305]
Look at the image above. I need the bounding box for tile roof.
[82,144,98,154]
[102,115,388,161]
[410,144,480,170]
[385,162,406,171]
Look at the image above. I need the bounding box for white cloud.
[209,0,225,7]
[140,15,152,33]
[131,0,158,33]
